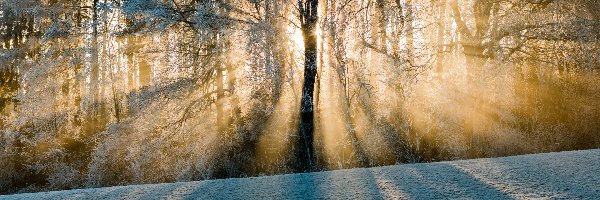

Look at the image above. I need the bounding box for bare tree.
[296,0,318,172]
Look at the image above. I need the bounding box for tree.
[2,0,600,194]
[296,0,318,172]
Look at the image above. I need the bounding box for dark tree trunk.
[405,0,415,67]
[90,0,100,107]
[296,0,318,173]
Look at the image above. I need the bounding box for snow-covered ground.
[2,149,599,199]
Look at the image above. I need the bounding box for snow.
[2,149,600,199]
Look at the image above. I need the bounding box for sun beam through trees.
[1,0,599,195]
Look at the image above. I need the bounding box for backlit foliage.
[0,0,599,194]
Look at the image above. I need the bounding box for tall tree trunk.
[226,57,239,126]
[369,0,386,110]
[403,0,420,157]
[215,35,225,132]
[390,0,403,58]
[405,0,415,67]
[450,0,492,158]
[315,0,325,116]
[374,0,387,51]
[436,1,446,78]
[90,0,100,110]
[221,0,239,127]
[297,0,318,173]
[84,0,103,136]
[215,2,226,132]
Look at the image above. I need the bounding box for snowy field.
[2,149,599,199]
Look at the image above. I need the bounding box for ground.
[2,149,599,199]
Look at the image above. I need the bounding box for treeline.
[1,0,599,194]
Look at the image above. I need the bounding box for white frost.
[2,149,599,199]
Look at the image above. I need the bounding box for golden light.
[289,25,305,51]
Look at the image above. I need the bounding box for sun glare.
[289,25,305,51]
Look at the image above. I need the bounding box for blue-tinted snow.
[2,149,599,199]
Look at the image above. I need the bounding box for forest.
[1,0,599,194]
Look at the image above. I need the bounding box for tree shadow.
[9,150,600,199]
[447,151,600,199]
[371,163,512,199]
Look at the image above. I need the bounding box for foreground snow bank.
[3,149,600,199]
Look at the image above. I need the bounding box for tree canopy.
[1,0,599,194]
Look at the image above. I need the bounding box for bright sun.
[289,25,305,51]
